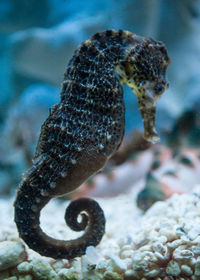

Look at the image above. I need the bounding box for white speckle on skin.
[35,198,41,204]
[61,125,65,131]
[22,172,28,182]
[50,182,56,189]
[106,134,112,141]
[71,159,77,165]
[61,171,67,178]
[99,144,104,150]
[41,190,49,196]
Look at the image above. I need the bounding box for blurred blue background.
[0,0,200,195]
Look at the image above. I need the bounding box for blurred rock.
[137,172,166,211]
[9,17,106,86]
[166,109,200,148]
[0,83,59,194]
[5,83,58,157]
[0,47,13,121]
[0,240,26,271]
[0,0,49,33]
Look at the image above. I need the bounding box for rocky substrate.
[1,186,200,279]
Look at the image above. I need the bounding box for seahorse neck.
[60,30,143,103]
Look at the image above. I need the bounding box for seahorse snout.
[137,79,169,144]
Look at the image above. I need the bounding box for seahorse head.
[116,36,170,143]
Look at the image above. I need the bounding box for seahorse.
[14,30,170,259]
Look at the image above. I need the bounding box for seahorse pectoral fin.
[137,92,160,144]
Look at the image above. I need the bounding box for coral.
[122,187,200,279]
[2,187,200,278]
[18,259,58,279]
[0,241,26,272]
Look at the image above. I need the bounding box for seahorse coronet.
[14,29,170,259]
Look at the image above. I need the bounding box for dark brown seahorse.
[14,30,170,259]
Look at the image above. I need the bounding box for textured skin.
[14,30,170,259]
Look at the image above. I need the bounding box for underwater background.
[1,1,200,279]
[0,0,200,195]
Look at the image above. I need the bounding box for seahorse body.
[14,30,170,259]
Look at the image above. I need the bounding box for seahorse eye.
[154,83,165,95]
[154,81,169,95]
